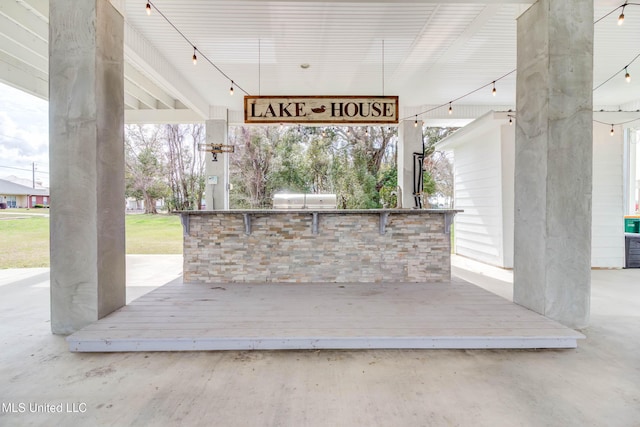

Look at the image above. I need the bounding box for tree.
[267,127,310,195]
[229,126,276,208]
[421,127,457,206]
[124,125,170,214]
[164,124,206,211]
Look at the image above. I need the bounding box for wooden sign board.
[244,95,398,124]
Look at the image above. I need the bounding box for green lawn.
[0,213,182,269]
[125,214,183,254]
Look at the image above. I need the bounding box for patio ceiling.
[0,0,638,125]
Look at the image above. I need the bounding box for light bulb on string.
[192,48,197,65]
[146,2,151,15]
[492,81,497,96]
[618,5,626,25]
[230,81,234,95]
[448,103,453,115]
[414,116,418,127]
[625,67,631,83]
[610,124,615,136]
[509,116,513,126]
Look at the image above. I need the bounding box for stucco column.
[49,0,126,334]
[205,119,229,210]
[514,0,593,328]
[398,119,423,209]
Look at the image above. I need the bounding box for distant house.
[0,178,50,208]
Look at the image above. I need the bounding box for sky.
[0,82,49,187]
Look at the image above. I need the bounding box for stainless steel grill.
[272,193,337,209]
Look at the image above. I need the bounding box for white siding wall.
[449,119,625,269]
[453,127,507,266]
[592,123,625,267]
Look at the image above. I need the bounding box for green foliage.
[227,124,454,210]
[423,171,437,196]
[267,128,311,194]
[378,166,398,208]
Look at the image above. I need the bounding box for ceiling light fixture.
[146,2,151,15]
[192,47,197,65]
[448,103,453,115]
[230,81,234,95]
[492,81,497,96]
[625,67,631,82]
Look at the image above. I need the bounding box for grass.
[125,214,183,254]
[0,216,50,268]
[0,213,183,269]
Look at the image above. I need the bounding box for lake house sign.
[244,95,398,124]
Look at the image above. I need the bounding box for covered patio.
[1,255,638,425]
[1,0,632,346]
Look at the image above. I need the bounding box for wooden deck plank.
[68,280,584,352]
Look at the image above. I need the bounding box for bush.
[33,204,49,208]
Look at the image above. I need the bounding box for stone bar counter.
[180,209,460,284]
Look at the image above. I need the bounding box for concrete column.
[514,0,593,328]
[205,119,229,210]
[49,0,126,334]
[398,119,423,209]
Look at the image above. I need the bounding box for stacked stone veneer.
[183,211,452,283]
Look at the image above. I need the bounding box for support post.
[205,118,229,210]
[49,0,126,334]
[514,0,593,328]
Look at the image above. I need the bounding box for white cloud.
[0,82,49,186]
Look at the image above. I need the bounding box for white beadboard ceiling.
[1,0,639,122]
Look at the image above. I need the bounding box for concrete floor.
[1,255,639,426]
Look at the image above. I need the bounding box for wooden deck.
[67,278,584,352]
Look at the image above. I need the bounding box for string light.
[147,1,250,96]
[230,81,234,95]
[618,4,626,25]
[509,116,513,125]
[610,124,615,135]
[406,3,640,125]
[625,67,631,82]
[492,81,496,96]
[414,116,418,127]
